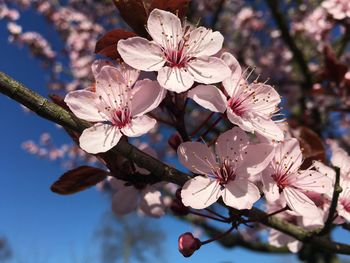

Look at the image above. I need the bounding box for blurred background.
[1,0,350,262]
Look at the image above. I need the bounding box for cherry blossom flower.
[65,65,165,154]
[315,156,350,222]
[188,52,284,141]
[261,138,332,218]
[109,178,165,217]
[322,0,350,20]
[117,8,231,93]
[109,144,165,217]
[178,127,274,210]
[267,200,323,253]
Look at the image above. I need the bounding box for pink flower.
[64,64,165,154]
[322,0,350,20]
[117,8,231,93]
[109,178,165,217]
[178,127,274,210]
[261,138,333,218]
[188,52,284,141]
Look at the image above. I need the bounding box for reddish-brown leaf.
[323,45,348,84]
[295,127,326,169]
[95,29,137,60]
[150,0,190,19]
[112,0,149,37]
[51,166,108,195]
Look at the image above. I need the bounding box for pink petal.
[121,115,156,137]
[249,116,284,141]
[111,186,139,215]
[120,63,140,87]
[187,56,231,84]
[272,139,302,174]
[64,90,103,122]
[287,240,302,253]
[177,142,217,174]
[249,83,281,116]
[226,109,255,132]
[131,79,166,117]
[188,84,227,113]
[79,123,122,154]
[269,229,296,249]
[293,170,333,195]
[314,161,336,183]
[91,59,114,77]
[243,143,274,175]
[220,52,242,96]
[157,66,194,93]
[222,180,260,209]
[147,9,183,49]
[187,27,224,57]
[117,37,165,71]
[181,176,221,209]
[261,167,280,202]
[139,188,165,218]
[283,187,320,218]
[331,146,350,176]
[215,127,249,165]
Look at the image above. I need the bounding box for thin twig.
[319,167,342,235]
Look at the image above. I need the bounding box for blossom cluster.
[58,8,350,254]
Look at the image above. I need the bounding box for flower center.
[340,198,350,212]
[271,173,290,192]
[227,97,247,117]
[213,159,236,186]
[111,108,131,129]
[164,44,189,68]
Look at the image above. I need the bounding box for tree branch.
[185,216,290,253]
[1,71,350,255]
[265,0,312,88]
[319,167,342,235]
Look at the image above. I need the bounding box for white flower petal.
[188,84,227,113]
[222,180,260,209]
[181,176,221,209]
[121,115,156,137]
[131,79,166,117]
[147,9,183,49]
[157,66,194,93]
[187,27,224,57]
[118,37,165,71]
[79,123,121,154]
[64,90,103,122]
[187,56,231,84]
[178,142,217,174]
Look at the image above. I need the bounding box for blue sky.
[1,6,350,263]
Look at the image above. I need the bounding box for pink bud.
[178,232,201,257]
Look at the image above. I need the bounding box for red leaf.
[323,45,348,84]
[296,127,326,169]
[150,0,190,19]
[95,29,137,60]
[51,166,108,195]
[112,0,149,37]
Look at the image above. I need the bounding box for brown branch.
[265,0,312,89]
[1,71,350,255]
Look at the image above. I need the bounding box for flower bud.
[178,232,201,257]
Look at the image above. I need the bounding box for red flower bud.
[178,232,201,257]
